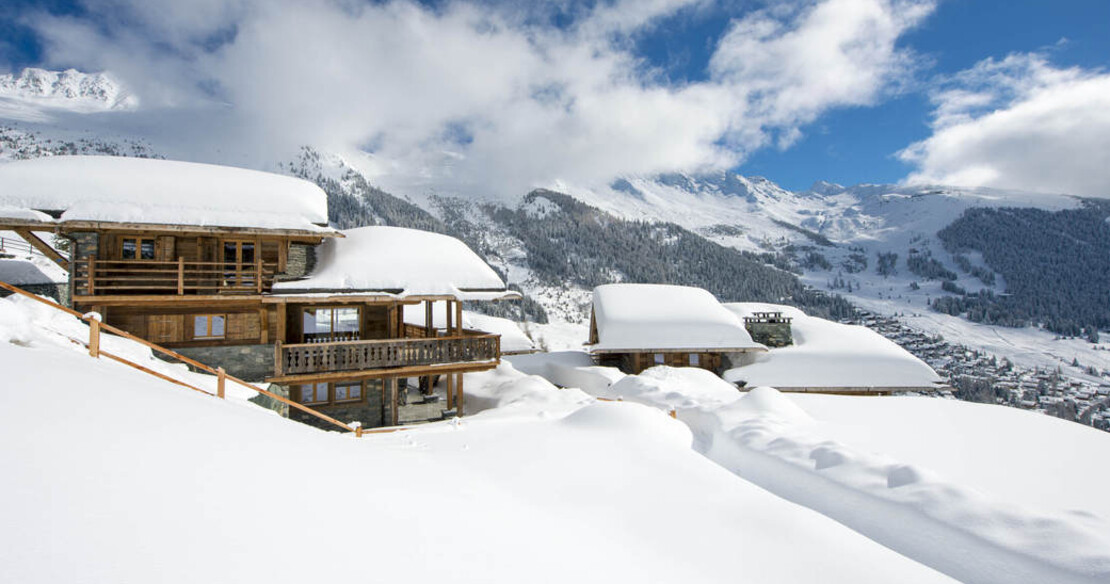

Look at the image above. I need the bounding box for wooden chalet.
[0,155,518,429]
[586,283,766,375]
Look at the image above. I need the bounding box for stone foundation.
[170,344,275,382]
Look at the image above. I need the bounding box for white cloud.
[901,53,1110,198]
[21,0,933,198]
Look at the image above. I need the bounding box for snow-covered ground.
[1,293,959,584]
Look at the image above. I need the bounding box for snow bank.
[275,226,512,299]
[590,283,765,352]
[603,366,743,410]
[506,350,625,394]
[0,293,259,401]
[0,296,956,584]
[0,155,330,231]
[722,302,942,390]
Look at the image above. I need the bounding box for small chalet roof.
[0,155,332,233]
[589,284,765,353]
[273,226,518,301]
[722,303,943,389]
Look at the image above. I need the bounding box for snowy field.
[3,293,1110,583]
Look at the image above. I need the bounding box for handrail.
[0,236,45,258]
[73,258,277,296]
[0,279,356,434]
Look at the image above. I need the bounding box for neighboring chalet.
[721,303,945,395]
[0,155,518,429]
[587,283,766,374]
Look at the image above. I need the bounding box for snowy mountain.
[0,68,137,121]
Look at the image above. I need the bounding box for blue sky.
[2,0,1109,197]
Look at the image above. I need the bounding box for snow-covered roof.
[722,303,942,390]
[589,284,765,353]
[0,155,331,232]
[403,303,536,354]
[273,226,514,301]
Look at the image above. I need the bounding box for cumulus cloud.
[901,52,1110,198]
[20,0,933,198]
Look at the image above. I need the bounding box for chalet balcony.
[274,334,501,379]
[74,258,277,296]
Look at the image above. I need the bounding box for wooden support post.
[275,301,287,342]
[390,378,399,426]
[456,373,464,417]
[425,300,434,338]
[177,256,185,295]
[446,372,455,409]
[356,426,363,438]
[274,341,284,377]
[87,257,96,295]
[88,319,101,358]
[217,367,226,399]
[256,258,264,293]
[446,300,453,336]
[455,300,463,336]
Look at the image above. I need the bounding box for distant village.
[852,310,1110,432]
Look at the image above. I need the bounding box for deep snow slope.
[517,356,1110,584]
[0,294,955,584]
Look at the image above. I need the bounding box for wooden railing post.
[177,257,185,295]
[217,367,226,399]
[88,318,100,358]
[256,258,263,293]
[87,257,96,295]
[274,341,284,377]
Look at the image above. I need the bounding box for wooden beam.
[425,300,434,338]
[455,300,463,336]
[446,371,455,409]
[265,360,498,386]
[259,307,269,344]
[390,377,399,426]
[13,228,69,269]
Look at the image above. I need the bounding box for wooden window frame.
[192,314,227,340]
[119,236,156,261]
[298,380,367,406]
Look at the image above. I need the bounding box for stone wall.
[171,344,275,382]
[278,243,317,281]
[0,282,67,304]
[745,322,793,347]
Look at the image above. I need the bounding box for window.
[689,353,700,366]
[335,382,363,403]
[193,315,226,339]
[303,307,361,343]
[121,237,155,260]
[299,381,365,405]
[299,382,329,405]
[654,353,665,365]
[223,240,257,287]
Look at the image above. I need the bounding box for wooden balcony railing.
[277,334,501,376]
[74,258,276,296]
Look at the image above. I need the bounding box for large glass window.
[303,307,360,343]
[223,241,257,287]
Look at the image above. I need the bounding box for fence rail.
[0,279,356,434]
[73,258,276,296]
[278,334,501,376]
[0,236,46,258]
